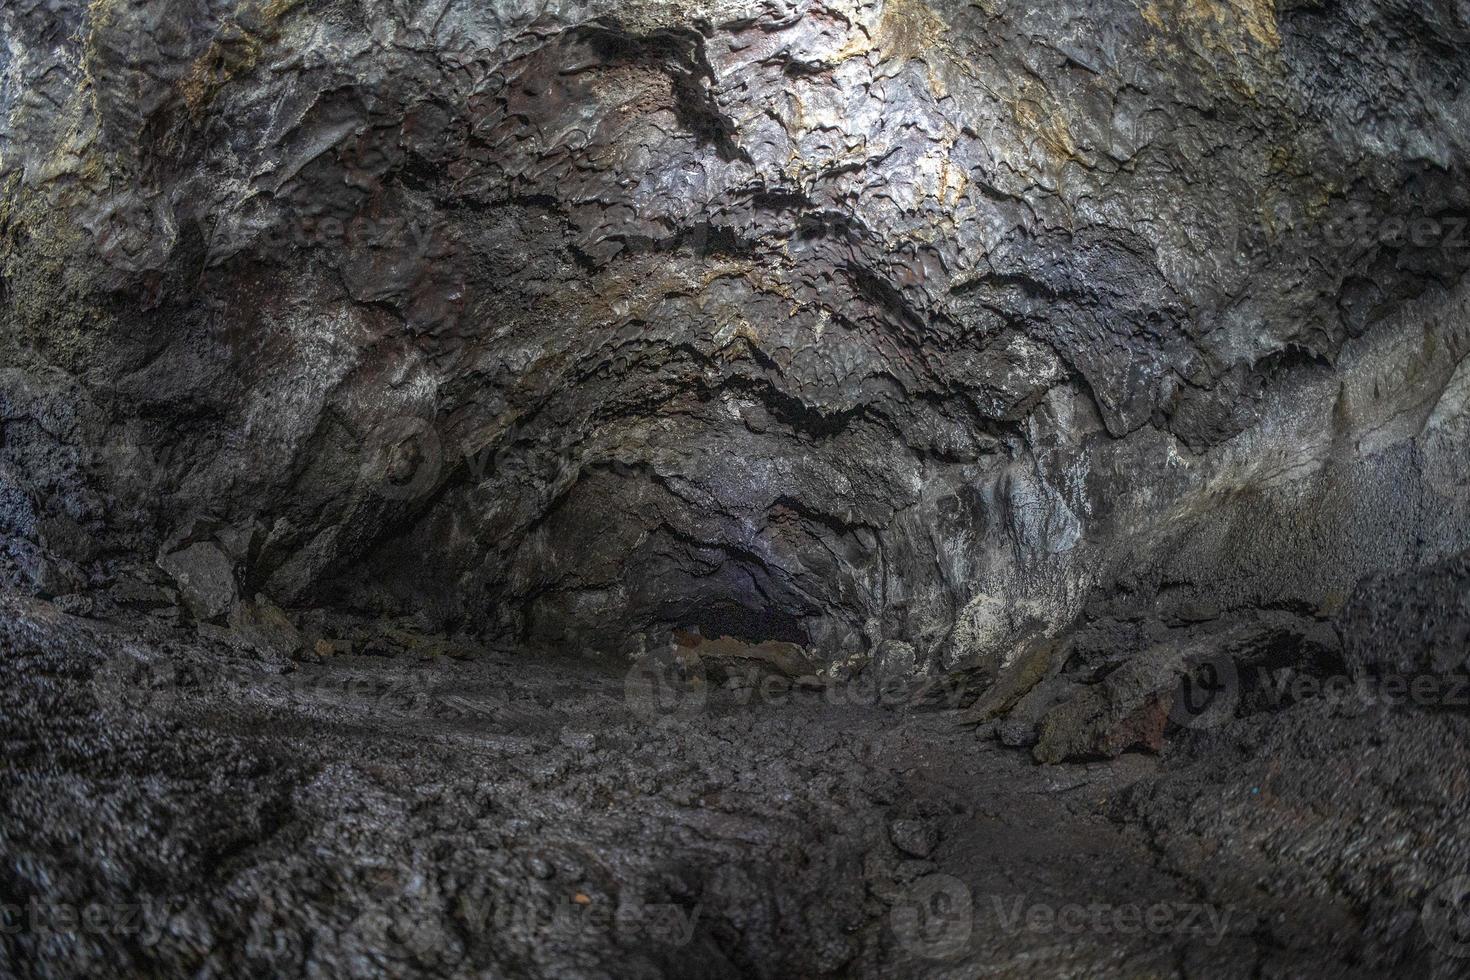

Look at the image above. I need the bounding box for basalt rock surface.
[3,0,1469,667]
[3,597,1469,979]
[3,0,1470,976]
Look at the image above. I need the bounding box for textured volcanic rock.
[3,0,1468,667]
[2,597,1467,979]
[3,0,1470,976]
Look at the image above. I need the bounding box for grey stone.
[26,555,82,600]
[997,719,1040,749]
[51,593,94,617]
[157,543,239,623]
[874,640,919,680]
[889,819,940,859]
[109,579,178,611]
[228,596,304,659]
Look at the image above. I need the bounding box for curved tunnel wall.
[0,0,1468,671]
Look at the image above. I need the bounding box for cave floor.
[1,598,1461,979]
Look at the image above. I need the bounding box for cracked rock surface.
[3,0,1468,658]
[2,0,1470,976]
[3,598,1468,979]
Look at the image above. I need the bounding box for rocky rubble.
[1,596,1467,979]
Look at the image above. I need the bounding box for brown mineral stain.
[180,0,304,115]
[1140,0,1281,51]
[937,151,970,207]
[834,0,949,69]
[1011,95,1079,166]
[877,0,950,62]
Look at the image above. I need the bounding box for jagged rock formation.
[4,0,1468,667]
[3,1,1470,976]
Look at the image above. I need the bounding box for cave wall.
[2,0,1468,669]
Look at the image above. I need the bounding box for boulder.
[874,639,919,680]
[229,596,304,659]
[888,819,939,859]
[1032,647,1182,763]
[108,578,178,611]
[673,633,816,683]
[157,543,239,623]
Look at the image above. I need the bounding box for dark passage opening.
[677,602,809,646]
